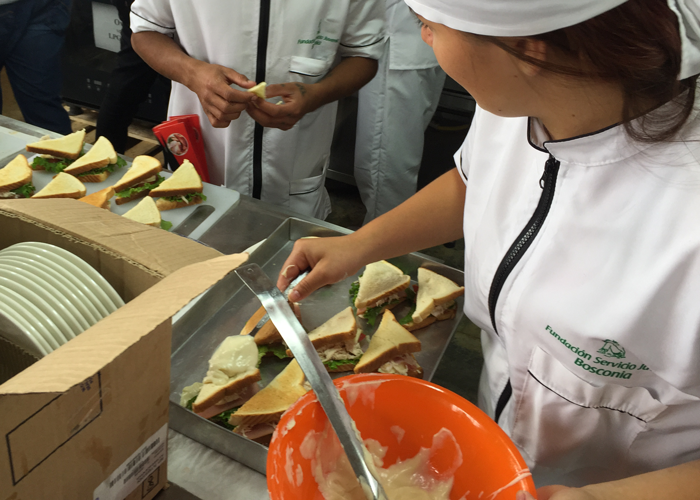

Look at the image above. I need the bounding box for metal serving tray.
[169,217,465,474]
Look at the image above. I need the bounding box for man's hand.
[245,82,319,131]
[187,61,258,128]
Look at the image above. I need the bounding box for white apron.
[457,106,700,487]
[131,0,385,219]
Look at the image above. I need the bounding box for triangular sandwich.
[32,172,86,199]
[63,136,123,182]
[26,129,86,172]
[285,306,364,372]
[180,335,262,425]
[122,196,161,227]
[351,260,411,326]
[149,160,206,210]
[229,359,308,442]
[406,267,464,330]
[0,154,35,198]
[111,155,164,205]
[354,309,423,378]
[78,186,115,210]
[240,301,302,361]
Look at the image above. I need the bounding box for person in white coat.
[276,0,700,498]
[129,0,384,219]
[354,0,445,224]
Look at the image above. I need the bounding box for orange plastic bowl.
[267,373,535,500]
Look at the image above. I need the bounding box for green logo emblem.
[597,339,626,359]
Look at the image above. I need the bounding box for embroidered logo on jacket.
[545,325,650,380]
[597,339,626,359]
[298,22,339,48]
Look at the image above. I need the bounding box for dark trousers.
[95,0,167,153]
[0,0,72,135]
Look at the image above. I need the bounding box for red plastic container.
[267,373,536,500]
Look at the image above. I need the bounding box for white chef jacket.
[354,0,445,223]
[131,0,384,219]
[457,105,700,487]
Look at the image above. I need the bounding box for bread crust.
[64,158,110,176]
[112,171,161,192]
[192,369,262,413]
[115,189,149,205]
[76,171,109,183]
[404,315,437,332]
[25,147,81,160]
[150,185,203,198]
[155,196,203,211]
[326,362,359,373]
[0,155,32,191]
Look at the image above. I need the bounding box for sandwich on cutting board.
[228,358,309,443]
[32,172,86,199]
[148,159,206,210]
[180,335,262,426]
[354,309,423,378]
[351,260,411,326]
[25,129,85,172]
[62,136,125,182]
[405,267,465,331]
[0,154,35,198]
[122,196,163,227]
[284,306,365,372]
[111,155,164,205]
[78,186,114,209]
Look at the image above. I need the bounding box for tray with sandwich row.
[16,132,240,240]
[169,217,465,475]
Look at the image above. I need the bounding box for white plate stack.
[0,242,124,358]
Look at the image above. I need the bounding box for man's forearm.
[131,31,201,89]
[305,56,378,112]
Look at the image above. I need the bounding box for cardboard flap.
[0,199,222,276]
[0,253,248,394]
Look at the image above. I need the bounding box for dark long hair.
[483,0,697,142]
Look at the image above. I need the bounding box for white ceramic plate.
[0,287,61,351]
[0,257,99,327]
[0,296,51,357]
[9,242,124,309]
[0,275,72,344]
[0,302,48,358]
[0,263,88,335]
[0,250,110,319]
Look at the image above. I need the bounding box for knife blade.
[235,263,386,500]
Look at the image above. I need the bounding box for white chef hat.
[404,0,700,79]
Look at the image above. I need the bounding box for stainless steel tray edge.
[169,401,268,474]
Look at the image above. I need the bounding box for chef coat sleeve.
[455,107,482,185]
[130,0,175,37]
[338,0,385,60]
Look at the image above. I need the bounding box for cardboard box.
[0,199,248,500]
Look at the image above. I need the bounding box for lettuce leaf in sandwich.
[116,174,165,199]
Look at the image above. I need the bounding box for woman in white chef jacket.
[278,0,700,497]
[129,0,385,220]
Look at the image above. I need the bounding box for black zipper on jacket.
[252,0,271,199]
[489,153,560,423]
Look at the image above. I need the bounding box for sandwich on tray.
[228,358,309,443]
[122,195,172,230]
[350,260,411,326]
[148,159,206,210]
[32,172,86,199]
[63,136,126,182]
[354,309,423,378]
[405,267,465,331]
[78,186,114,209]
[285,306,365,372]
[240,302,303,361]
[111,155,164,205]
[25,129,86,172]
[0,154,35,198]
[180,335,262,430]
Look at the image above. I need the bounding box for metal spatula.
[235,263,387,500]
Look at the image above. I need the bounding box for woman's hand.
[276,235,369,302]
